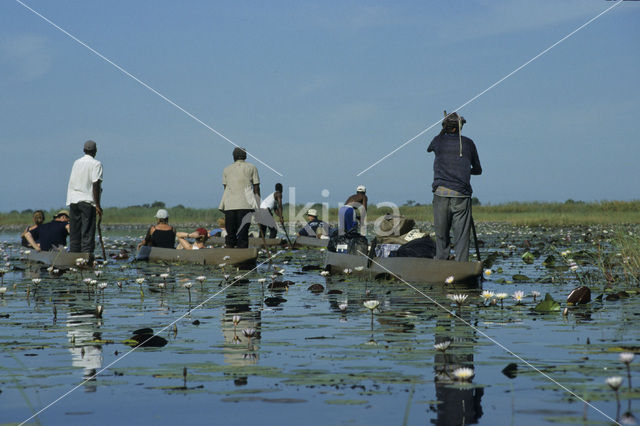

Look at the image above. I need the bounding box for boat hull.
[137,246,258,267]
[324,252,481,287]
[207,237,284,248]
[293,236,329,248]
[26,251,89,267]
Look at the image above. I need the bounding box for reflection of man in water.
[221,285,262,384]
[67,310,103,392]
[432,312,483,425]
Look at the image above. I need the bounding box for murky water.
[1,224,638,425]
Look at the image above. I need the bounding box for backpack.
[394,236,436,258]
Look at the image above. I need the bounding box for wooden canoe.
[293,235,329,248]
[136,246,258,267]
[207,237,285,248]
[26,251,89,267]
[324,252,482,287]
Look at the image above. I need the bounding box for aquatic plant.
[445,275,454,285]
[320,270,330,277]
[184,282,193,305]
[531,290,541,302]
[354,266,364,272]
[452,367,475,382]
[434,341,451,353]
[620,352,634,390]
[0,286,6,297]
[606,376,623,416]
[512,290,525,304]
[495,292,508,308]
[233,315,241,327]
[343,268,352,275]
[338,302,348,312]
[447,293,468,312]
[480,290,494,305]
[136,277,145,298]
[363,300,380,330]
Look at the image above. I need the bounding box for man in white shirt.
[66,140,103,257]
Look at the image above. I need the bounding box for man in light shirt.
[66,140,103,259]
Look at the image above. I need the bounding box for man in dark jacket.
[427,112,481,261]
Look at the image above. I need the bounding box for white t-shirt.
[66,154,103,205]
[260,192,276,210]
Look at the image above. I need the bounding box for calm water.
[0,225,638,425]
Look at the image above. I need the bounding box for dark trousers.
[259,208,277,239]
[69,202,96,254]
[433,195,472,261]
[224,209,253,248]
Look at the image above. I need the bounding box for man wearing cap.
[25,210,70,251]
[219,147,260,248]
[427,112,482,261]
[345,185,368,233]
[297,208,330,238]
[137,209,176,250]
[66,140,103,258]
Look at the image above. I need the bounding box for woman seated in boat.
[137,209,176,250]
[176,227,209,250]
[25,210,70,251]
[21,210,45,248]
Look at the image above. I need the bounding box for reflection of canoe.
[324,252,482,287]
[293,235,329,248]
[136,246,258,267]
[26,251,89,267]
[207,237,285,247]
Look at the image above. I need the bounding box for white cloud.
[1,34,52,80]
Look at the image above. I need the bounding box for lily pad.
[534,293,561,312]
[522,252,535,264]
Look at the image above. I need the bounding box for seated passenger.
[21,210,45,248]
[297,208,330,238]
[137,209,176,249]
[327,206,368,255]
[29,210,71,251]
[176,227,209,250]
[209,218,227,238]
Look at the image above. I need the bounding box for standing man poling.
[258,183,283,239]
[427,112,481,262]
[219,147,260,248]
[66,140,103,261]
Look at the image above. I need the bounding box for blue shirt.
[428,132,481,196]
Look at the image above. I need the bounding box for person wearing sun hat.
[137,208,176,249]
[66,140,103,259]
[176,227,210,250]
[297,208,330,238]
[26,209,71,251]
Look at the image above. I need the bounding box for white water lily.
[363,300,380,310]
[320,271,330,277]
[620,352,635,365]
[483,269,492,277]
[512,290,525,303]
[160,273,169,279]
[0,287,7,295]
[447,294,468,305]
[135,277,145,284]
[24,250,31,255]
[354,266,364,272]
[116,281,123,288]
[232,315,241,326]
[223,274,230,281]
[445,275,454,285]
[338,303,348,312]
[257,278,267,284]
[98,282,107,290]
[183,282,193,289]
[32,278,41,285]
[157,282,166,289]
[531,290,541,301]
[75,258,86,266]
[218,263,227,268]
[560,250,570,257]
[495,292,508,300]
[606,376,623,391]
[480,290,494,301]
[196,275,206,283]
[89,279,98,286]
[242,328,256,338]
[452,367,475,382]
[83,277,92,284]
[94,271,102,277]
[343,268,352,275]
[223,255,231,261]
[434,341,451,352]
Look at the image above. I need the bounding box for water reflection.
[221,284,262,385]
[432,311,484,425]
[66,308,103,392]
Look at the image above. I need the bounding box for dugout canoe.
[293,235,329,248]
[207,237,285,248]
[26,250,89,267]
[324,252,482,287]
[136,246,258,267]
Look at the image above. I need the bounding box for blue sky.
[1,1,638,212]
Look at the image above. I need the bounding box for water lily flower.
[98,282,107,290]
[242,328,256,338]
[218,263,227,268]
[452,367,475,382]
[232,315,241,326]
[183,282,193,289]
[223,255,231,261]
[606,376,623,391]
[196,275,206,283]
[620,352,635,365]
[445,275,454,285]
[512,290,525,304]
[560,250,570,257]
[24,250,31,255]
[434,341,451,352]
[83,277,92,284]
[75,258,86,266]
[32,278,41,285]
[135,277,145,284]
[257,278,267,284]
[320,271,330,277]
[480,290,494,301]
[495,292,508,308]
[354,266,364,272]
[447,294,468,305]
[338,303,348,312]
[94,270,102,277]
[160,273,169,279]
[343,268,352,275]
[363,300,380,310]
[157,282,165,289]
[116,281,123,289]
[531,290,541,301]
[0,287,6,296]
[483,269,492,277]
[223,274,230,281]
[89,279,98,286]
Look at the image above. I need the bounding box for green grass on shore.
[1,200,639,227]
